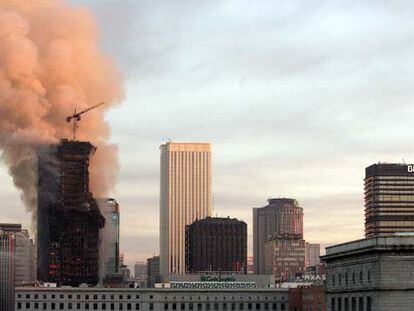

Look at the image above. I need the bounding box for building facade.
[253,198,304,274]
[365,163,414,237]
[15,287,289,311]
[264,234,306,283]
[97,198,120,282]
[37,139,105,286]
[322,236,414,311]
[185,217,247,274]
[147,256,160,288]
[305,243,320,268]
[288,286,326,311]
[0,230,15,311]
[160,142,212,277]
[134,261,147,279]
[0,223,35,285]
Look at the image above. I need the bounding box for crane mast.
[66,102,104,140]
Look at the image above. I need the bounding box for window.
[231,303,236,310]
[93,303,98,310]
[331,298,335,311]
[338,297,342,311]
[136,295,140,299]
[248,303,252,310]
[189,303,194,310]
[35,294,39,299]
[51,303,56,310]
[119,303,123,310]
[76,303,81,310]
[165,303,169,310]
[223,303,227,310]
[34,303,39,309]
[60,295,64,299]
[85,303,89,310]
[120,295,124,300]
[272,303,277,310]
[352,273,355,284]
[366,297,371,311]
[127,303,132,310]
[214,303,219,310]
[256,303,260,310]
[17,302,22,310]
[197,303,202,310]
[344,298,348,311]
[150,303,154,310]
[102,304,106,310]
[281,303,285,310]
[240,303,244,310]
[351,297,356,311]
[43,303,47,310]
[127,295,131,300]
[135,303,140,310]
[359,271,363,283]
[93,295,98,300]
[26,294,30,299]
[150,295,154,300]
[173,303,177,310]
[59,303,64,310]
[26,303,30,309]
[264,303,269,310]
[358,297,363,311]
[110,303,115,310]
[206,303,211,310]
[367,270,371,283]
[85,295,89,300]
[332,275,335,286]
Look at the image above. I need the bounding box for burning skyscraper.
[37,139,105,286]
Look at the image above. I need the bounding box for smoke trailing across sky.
[0,1,123,221]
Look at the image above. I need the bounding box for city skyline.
[3,0,414,269]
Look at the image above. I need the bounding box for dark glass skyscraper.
[185,217,247,274]
[365,163,414,237]
[37,139,104,286]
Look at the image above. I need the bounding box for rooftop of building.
[321,235,414,260]
[253,198,302,210]
[15,286,287,293]
[365,162,414,178]
[189,216,246,226]
[160,141,211,152]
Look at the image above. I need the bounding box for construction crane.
[66,102,104,140]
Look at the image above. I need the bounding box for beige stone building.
[159,142,212,277]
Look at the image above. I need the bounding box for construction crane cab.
[66,102,104,140]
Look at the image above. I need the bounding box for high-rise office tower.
[253,198,303,274]
[185,217,247,273]
[97,198,120,282]
[0,230,15,311]
[147,256,160,288]
[264,233,306,282]
[37,139,105,286]
[134,261,147,279]
[0,224,35,285]
[305,243,321,267]
[159,142,212,276]
[365,163,414,237]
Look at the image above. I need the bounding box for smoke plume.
[0,1,123,221]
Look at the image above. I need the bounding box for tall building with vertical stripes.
[160,142,212,277]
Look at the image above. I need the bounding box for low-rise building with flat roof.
[321,235,414,311]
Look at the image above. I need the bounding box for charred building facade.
[185,217,247,274]
[37,139,104,286]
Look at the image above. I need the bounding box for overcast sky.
[2,0,414,269]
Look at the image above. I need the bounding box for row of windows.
[17,302,146,310]
[16,302,286,311]
[17,294,144,300]
[17,294,283,302]
[330,296,371,311]
[331,270,371,287]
